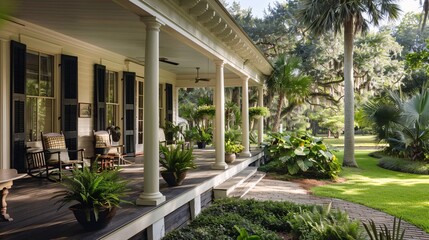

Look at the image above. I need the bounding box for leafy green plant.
[159,145,196,175]
[267,132,340,179]
[363,217,405,240]
[183,126,200,142]
[163,198,299,240]
[235,225,261,240]
[52,165,129,221]
[249,107,270,119]
[196,105,216,119]
[197,128,212,143]
[225,140,244,154]
[288,203,365,240]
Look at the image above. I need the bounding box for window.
[106,70,119,127]
[26,51,54,141]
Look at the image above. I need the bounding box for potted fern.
[52,164,129,231]
[159,145,197,186]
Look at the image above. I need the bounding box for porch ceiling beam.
[179,0,200,9]
[189,1,209,16]
[223,33,237,42]
[211,22,227,34]
[197,9,215,23]
[205,15,222,28]
[217,28,232,39]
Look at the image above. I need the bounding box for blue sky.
[225,0,421,19]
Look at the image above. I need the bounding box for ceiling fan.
[159,57,179,65]
[195,67,210,83]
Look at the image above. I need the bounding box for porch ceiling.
[4,0,247,85]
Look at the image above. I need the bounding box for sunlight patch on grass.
[312,150,429,233]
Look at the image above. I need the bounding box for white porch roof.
[2,0,272,87]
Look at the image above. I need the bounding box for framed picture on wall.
[79,103,91,118]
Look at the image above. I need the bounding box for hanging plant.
[249,107,270,119]
[195,105,216,119]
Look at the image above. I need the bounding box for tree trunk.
[273,93,285,132]
[343,18,358,167]
[232,87,240,106]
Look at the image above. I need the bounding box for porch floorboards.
[0,147,263,240]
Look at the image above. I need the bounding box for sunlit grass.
[322,135,387,148]
[312,150,429,232]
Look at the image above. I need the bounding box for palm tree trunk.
[421,0,429,32]
[343,18,358,167]
[273,93,285,132]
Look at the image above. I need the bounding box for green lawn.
[312,150,429,232]
[322,135,387,148]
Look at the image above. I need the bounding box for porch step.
[213,167,258,199]
[229,171,265,198]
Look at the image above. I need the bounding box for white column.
[257,86,264,145]
[241,77,251,157]
[136,16,166,206]
[0,40,9,169]
[212,60,228,169]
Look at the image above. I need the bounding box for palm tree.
[421,0,429,32]
[267,55,311,132]
[297,0,400,167]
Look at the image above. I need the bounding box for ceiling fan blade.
[159,57,179,65]
[195,78,210,83]
[194,67,210,83]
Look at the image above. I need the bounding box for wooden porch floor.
[0,147,264,240]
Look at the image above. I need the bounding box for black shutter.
[94,64,106,131]
[10,40,27,173]
[123,71,136,155]
[61,55,78,159]
[165,83,174,143]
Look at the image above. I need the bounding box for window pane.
[106,104,118,127]
[26,52,39,96]
[25,98,53,141]
[39,99,53,135]
[139,95,143,107]
[26,97,38,141]
[106,71,118,103]
[39,54,54,97]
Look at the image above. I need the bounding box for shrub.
[363,217,405,240]
[288,204,365,240]
[163,198,309,240]
[378,156,429,174]
[266,132,341,179]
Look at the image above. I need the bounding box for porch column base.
[211,162,228,170]
[240,151,252,157]
[136,192,166,206]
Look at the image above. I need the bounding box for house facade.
[0,0,271,206]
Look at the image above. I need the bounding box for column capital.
[241,76,249,82]
[213,59,224,66]
[140,16,164,30]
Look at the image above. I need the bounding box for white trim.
[0,39,10,169]
[20,34,62,54]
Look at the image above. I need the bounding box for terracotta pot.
[225,153,236,163]
[69,204,117,231]
[161,171,187,186]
